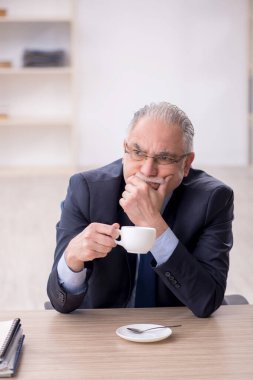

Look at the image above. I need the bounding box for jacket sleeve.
[47,174,92,313]
[154,185,234,318]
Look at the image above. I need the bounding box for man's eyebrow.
[132,143,177,157]
[132,143,144,150]
[157,150,177,157]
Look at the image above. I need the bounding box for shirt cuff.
[151,227,179,266]
[57,253,87,294]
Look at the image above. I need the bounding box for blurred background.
[0,0,252,310]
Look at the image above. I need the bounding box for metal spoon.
[127,324,182,334]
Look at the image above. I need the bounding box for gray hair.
[128,102,194,152]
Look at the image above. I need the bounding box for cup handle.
[115,229,123,246]
[115,240,124,247]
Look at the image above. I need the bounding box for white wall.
[76,0,248,168]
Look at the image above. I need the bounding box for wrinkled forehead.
[127,117,186,151]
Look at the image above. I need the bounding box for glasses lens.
[131,149,146,161]
[125,143,188,165]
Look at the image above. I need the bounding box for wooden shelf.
[0,0,76,169]
[0,16,72,23]
[0,67,73,75]
[0,117,72,127]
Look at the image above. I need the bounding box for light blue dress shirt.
[57,196,179,300]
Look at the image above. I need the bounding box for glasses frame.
[124,142,189,166]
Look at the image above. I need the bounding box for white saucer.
[116,324,172,343]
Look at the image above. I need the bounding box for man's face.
[123,116,195,195]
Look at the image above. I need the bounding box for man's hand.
[119,174,170,236]
[65,223,120,272]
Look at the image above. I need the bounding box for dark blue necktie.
[135,252,156,307]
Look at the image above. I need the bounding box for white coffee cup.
[115,226,156,254]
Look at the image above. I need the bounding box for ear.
[122,140,127,164]
[183,152,195,177]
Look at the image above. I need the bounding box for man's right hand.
[65,222,120,272]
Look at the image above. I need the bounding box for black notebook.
[0,319,20,363]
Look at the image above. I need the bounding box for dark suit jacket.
[47,159,234,317]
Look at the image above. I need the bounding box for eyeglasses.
[124,142,189,165]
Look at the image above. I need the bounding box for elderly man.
[47,102,233,317]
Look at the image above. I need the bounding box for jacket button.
[57,291,65,303]
[165,272,175,281]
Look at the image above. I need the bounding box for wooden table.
[1,305,253,379]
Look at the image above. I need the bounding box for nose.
[139,157,158,177]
